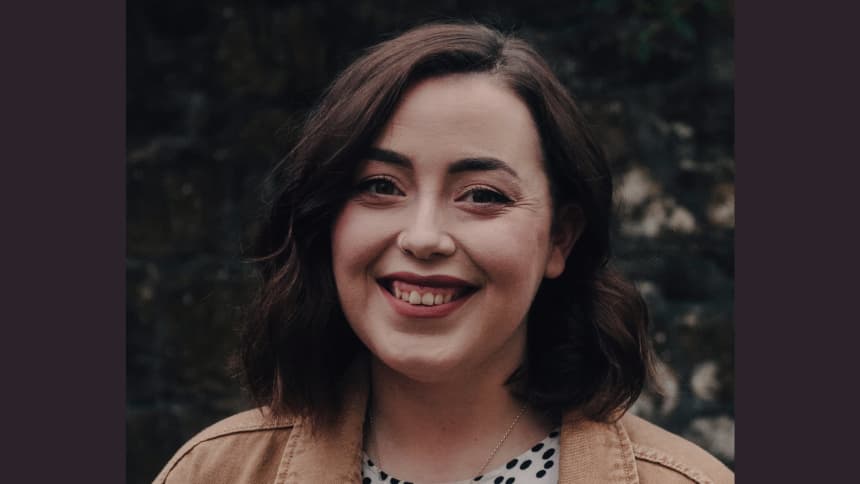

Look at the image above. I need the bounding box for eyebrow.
[366,147,520,179]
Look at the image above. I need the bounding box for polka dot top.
[361,428,560,484]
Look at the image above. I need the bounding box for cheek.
[331,206,372,331]
[331,203,400,292]
[459,213,553,285]
[332,204,381,270]
[330,209,352,278]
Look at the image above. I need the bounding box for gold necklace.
[368,402,529,480]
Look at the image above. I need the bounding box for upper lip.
[379,271,476,288]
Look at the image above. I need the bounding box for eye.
[355,176,404,196]
[459,187,513,205]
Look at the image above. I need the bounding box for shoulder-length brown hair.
[240,22,655,427]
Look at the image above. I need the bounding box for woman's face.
[332,74,572,383]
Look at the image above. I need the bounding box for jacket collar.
[275,358,638,484]
[558,413,640,484]
[275,358,369,484]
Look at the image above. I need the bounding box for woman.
[155,23,733,484]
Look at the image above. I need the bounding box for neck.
[366,357,553,482]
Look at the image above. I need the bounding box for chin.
[374,343,466,383]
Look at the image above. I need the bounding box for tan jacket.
[154,368,733,484]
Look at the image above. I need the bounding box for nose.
[397,205,456,260]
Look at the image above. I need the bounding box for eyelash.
[355,176,403,196]
[457,186,513,205]
[355,176,513,206]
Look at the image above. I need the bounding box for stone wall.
[128,2,733,482]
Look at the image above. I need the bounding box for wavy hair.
[240,22,656,428]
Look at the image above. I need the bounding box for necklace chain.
[368,401,529,480]
[475,401,528,477]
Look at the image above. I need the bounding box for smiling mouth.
[377,278,478,307]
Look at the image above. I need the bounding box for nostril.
[397,230,457,259]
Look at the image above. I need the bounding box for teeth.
[395,288,456,306]
[387,280,468,307]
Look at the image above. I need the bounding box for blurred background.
[127,1,734,482]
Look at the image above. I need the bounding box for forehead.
[375,74,543,171]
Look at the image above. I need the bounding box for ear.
[544,204,585,279]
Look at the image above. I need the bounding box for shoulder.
[152,407,297,484]
[619,413,734,484]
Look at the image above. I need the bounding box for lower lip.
[378,282,474,318]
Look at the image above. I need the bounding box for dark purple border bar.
[2,1,125,482]
[3,0,859,481]
[737,1,860,481]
